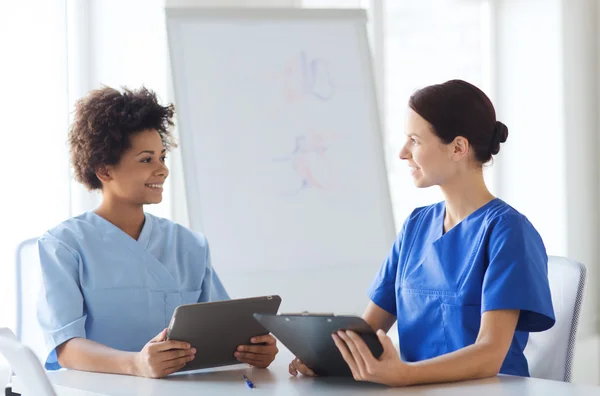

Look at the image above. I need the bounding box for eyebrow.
[136,149,167,156]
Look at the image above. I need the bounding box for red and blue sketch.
[283,51,335,101]
[273,133,339,195]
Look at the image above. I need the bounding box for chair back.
[524,256,586,382]
[15,238,47,363]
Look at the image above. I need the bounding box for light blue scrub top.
[368,199,555,377]
[37,212,230,370]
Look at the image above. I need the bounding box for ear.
[450,136,470,161]
[95,166,113,184]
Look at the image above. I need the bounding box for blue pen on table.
[243,374,255,389]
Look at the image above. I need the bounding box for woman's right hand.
[289,357,317,377]
[133,328,196,378]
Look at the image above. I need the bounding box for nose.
[155,161,169,179]
[399,143,411,161]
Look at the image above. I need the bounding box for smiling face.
[399,109,462,188]
[97,129,169,205]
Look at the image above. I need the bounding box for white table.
[12,348,600,395]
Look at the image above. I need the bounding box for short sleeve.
[367,224,404,316]
[197,239,230,303]
[37,236,87,370]
[482,217,555,332]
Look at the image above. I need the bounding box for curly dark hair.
[68,86,176,190]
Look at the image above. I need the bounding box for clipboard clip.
[280,311,335,316]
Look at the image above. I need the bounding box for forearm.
[403,342,505,386]
[362,301,397,333]
[57,338,138,376]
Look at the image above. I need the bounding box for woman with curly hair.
[37,86,278,378]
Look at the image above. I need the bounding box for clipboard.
[253,313,383,376]
[166,295,281,371]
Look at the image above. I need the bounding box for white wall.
[561,0,599,338]
[492,0,567,260]
[0,0,72,330]
[67,0,98,217]
[492,0,599,385]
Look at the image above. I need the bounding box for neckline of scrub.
[438,197,501,239]
[88,211,152,246]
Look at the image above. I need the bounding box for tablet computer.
[253,313,383,376]
[166,295,281,371]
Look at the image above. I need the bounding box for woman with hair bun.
[290,80,554,386]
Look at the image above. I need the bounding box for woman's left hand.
[332,329,411,387]
[235,334,279,368]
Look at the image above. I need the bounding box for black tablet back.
[254,313,384,376]
[167,295,281,371]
